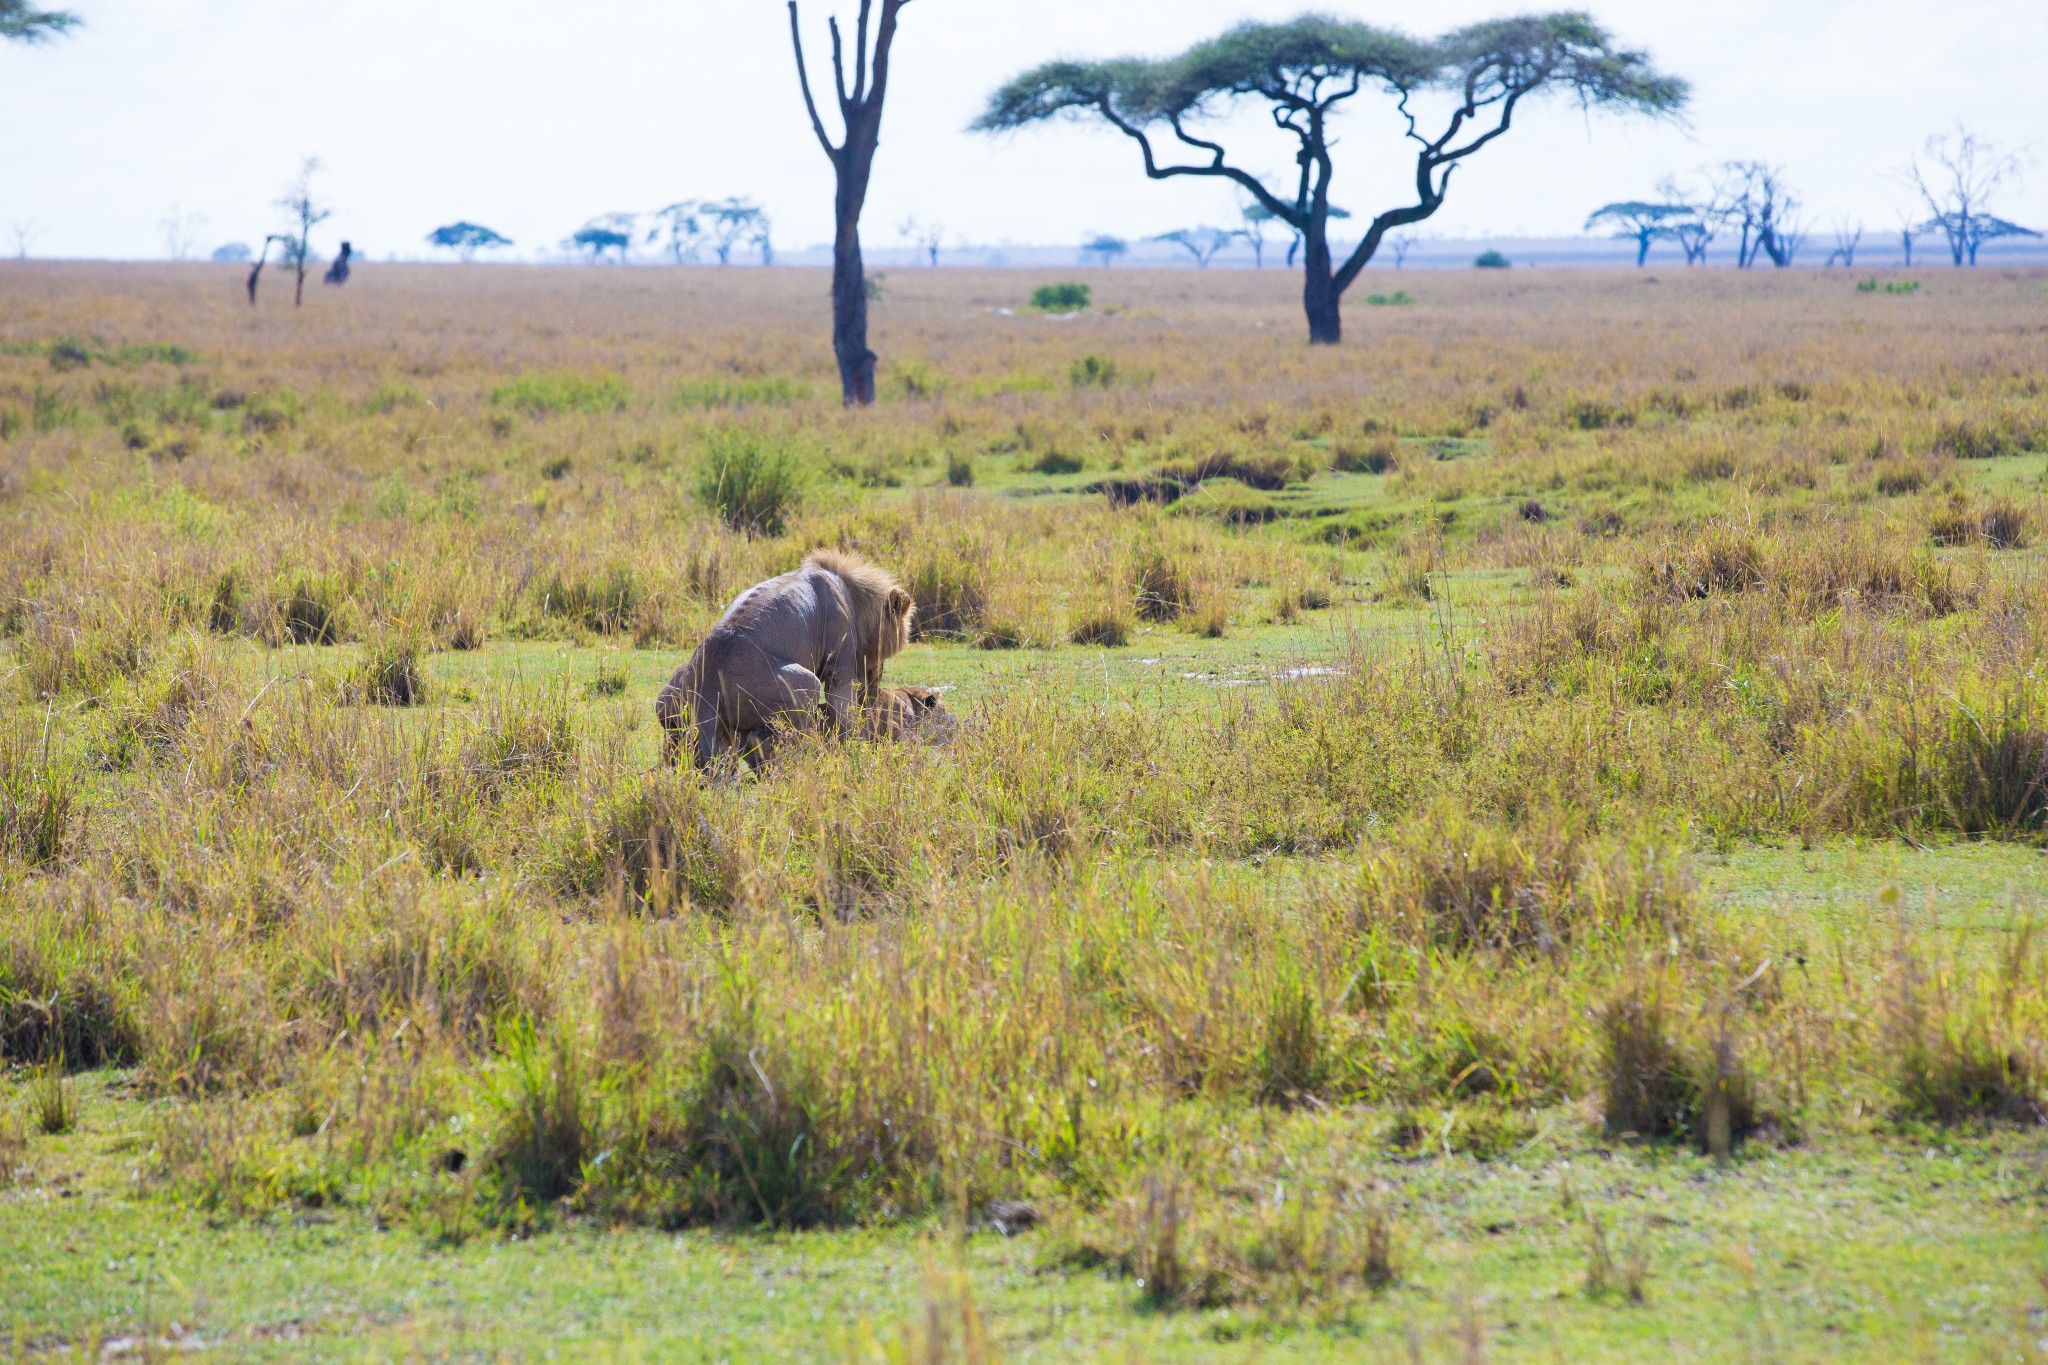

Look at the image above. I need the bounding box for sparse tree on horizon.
[646,203,705,263]
[1155,226,1239,268]
[1388,231,1414,268]
[0,0,77,43]
[568,218,634,264]
[789,0,911,407]
[1825,220,1863,269]
[898,217,945,267]
[254,159,332,307]
[9,219,38,259]
[1710,162,1801,268]
[1082,233,1128,267]
[1585,200,1689,266]
[428,222,513,262]
[1239,199,1274,267]
[1902,128,2037,266]
[160,204,207,261]
[974,14,1685,344]
[700,198,772,265]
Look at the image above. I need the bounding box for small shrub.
[1332,436,1398,474]
[461,690,577,793]
[1599,991,1690,1139]
[587,657,629,698]
[1564,396,1634,431]
[27,1056,76,1135]
[0,738,78,868]
[1887,929,2045,1124]
[1364,291,1414,306]
[351,636,427,706]
[672,376,810,408]
[944,452,975,487]
[240,390,303,434]
[1473,250,1512,269]
[490,371,631,417]
[1026,449,1086,476]
[907,553,989,641]
[1069,610,1130,647]
[539,564,643,635]
[1031,282,1091,312]
[696,432,804,535]
[487,1021,591,1207]
[1131,548,1191,623]
[0,936,140,1066]
[273,578,345,645]
[1070,354,1118,388]
[1872,460,1927,496]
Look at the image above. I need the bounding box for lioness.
[657,549,914,769]
[865,686,957,746]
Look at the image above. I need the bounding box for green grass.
[4,1072,2041,1360]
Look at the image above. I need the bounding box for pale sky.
[3,0,2043,261]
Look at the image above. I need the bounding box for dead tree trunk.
[790,0,909,408]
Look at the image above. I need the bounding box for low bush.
[1031,282,1091,312]
[696,432,804,535]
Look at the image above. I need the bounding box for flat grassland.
[2,262,2046,1360]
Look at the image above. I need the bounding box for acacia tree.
[1156,226,1239,268]
[0,0,77,42]
[427,222,513,262]
[646,203,704,262]
[975,14,1684,344]
[700,197,771,265]
[789,0,910,406]
[1585,200,1688,266]
[1082,233,1127,266]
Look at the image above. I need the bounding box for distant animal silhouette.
[323,241,354,286]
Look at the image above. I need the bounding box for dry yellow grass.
[2,261,2046,1346]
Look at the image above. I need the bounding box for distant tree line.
[1588,127,2039,269]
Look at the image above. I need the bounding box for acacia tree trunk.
[1302,231,1342,345]
[831,196,876,405]
[790,0,906,408]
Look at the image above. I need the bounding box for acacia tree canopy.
[975,12,1686,343]
[0,0,78,43]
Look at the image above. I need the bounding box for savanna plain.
[2,261,2047,1361]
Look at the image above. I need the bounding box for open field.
[2,261,2047,1360]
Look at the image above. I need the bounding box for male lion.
[657,549,914,769]
[865,686,958,746]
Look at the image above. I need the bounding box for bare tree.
[160,203,207,261]
[1902,128,2036,265]
[1388,232,1414,269]
[1710,162,1800,268]
[7,219,37,259]
[898,216,944,266]
[1895,211,1917,269]
[1653,175,1713,264]
[1238,197,1275,267]
[275,159,332,306]
[1824,220,1862,269]
[789,0,910,407]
